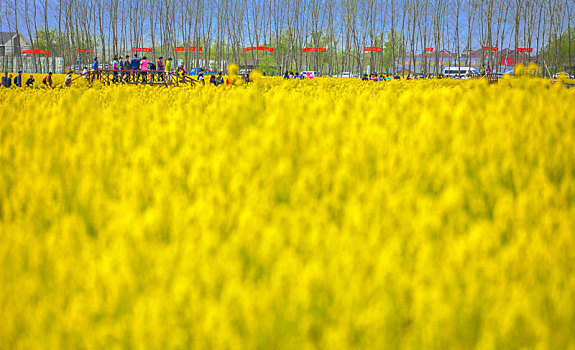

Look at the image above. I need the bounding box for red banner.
[21,49,49,55]
[501,58,513,66]
[484,46,498,51]
[243,46,274,52]
[173,46,202,52]
[501,57,524,65]
[75,49,92,53]
[302,48,326,53]
[364,47,382,52]
[518,48,533,53]
[132,47,152,52]
[425,47,434,52]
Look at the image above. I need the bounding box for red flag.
[21,49,49,55]
[173,47,202,52]
[243,46,273,52]
[132,47,152,53]
[303,48,326,53]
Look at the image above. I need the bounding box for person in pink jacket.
[140,56,149,82]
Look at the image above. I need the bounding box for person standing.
[157,57,165,82]
[486,66,491,74]
[131,54,141,82]
[92,57,100,82]
[148,59,157,82]
[112,56,119,83]
[123,55,131,82]
[14,71,23,87]
[1,72,9,87]
[118,56,123,81]
[165,57,173,84]
[140,56,149,83]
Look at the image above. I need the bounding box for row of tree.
[1,0,573,76]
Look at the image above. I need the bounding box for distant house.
[0,32,31,56]
[397,68,415,76]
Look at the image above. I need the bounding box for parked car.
[300,71,321,77]
[553,72,574,79]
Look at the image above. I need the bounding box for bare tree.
[2,0,572,76]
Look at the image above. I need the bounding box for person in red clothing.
[140,56,149,83]
[486,66,491,74]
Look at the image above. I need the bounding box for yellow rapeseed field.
[1,75,574,349]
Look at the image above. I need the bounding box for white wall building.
[0,32,31,56]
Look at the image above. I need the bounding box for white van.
[443,66,478,78]
[300,71,320,77]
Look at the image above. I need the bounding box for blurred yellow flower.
[0,76,574,349]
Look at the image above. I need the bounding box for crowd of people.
[82,55,236,86]
[84,55,260,86]
[0,55,230,89]
[85,55,168,84]
[2,71,40,88]
[1,57,498,89]
[480,65,492,75]
[0,69,456,90]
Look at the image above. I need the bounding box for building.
[400,47,539,71]
[0,32,31,56]
[396,67,416,76]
